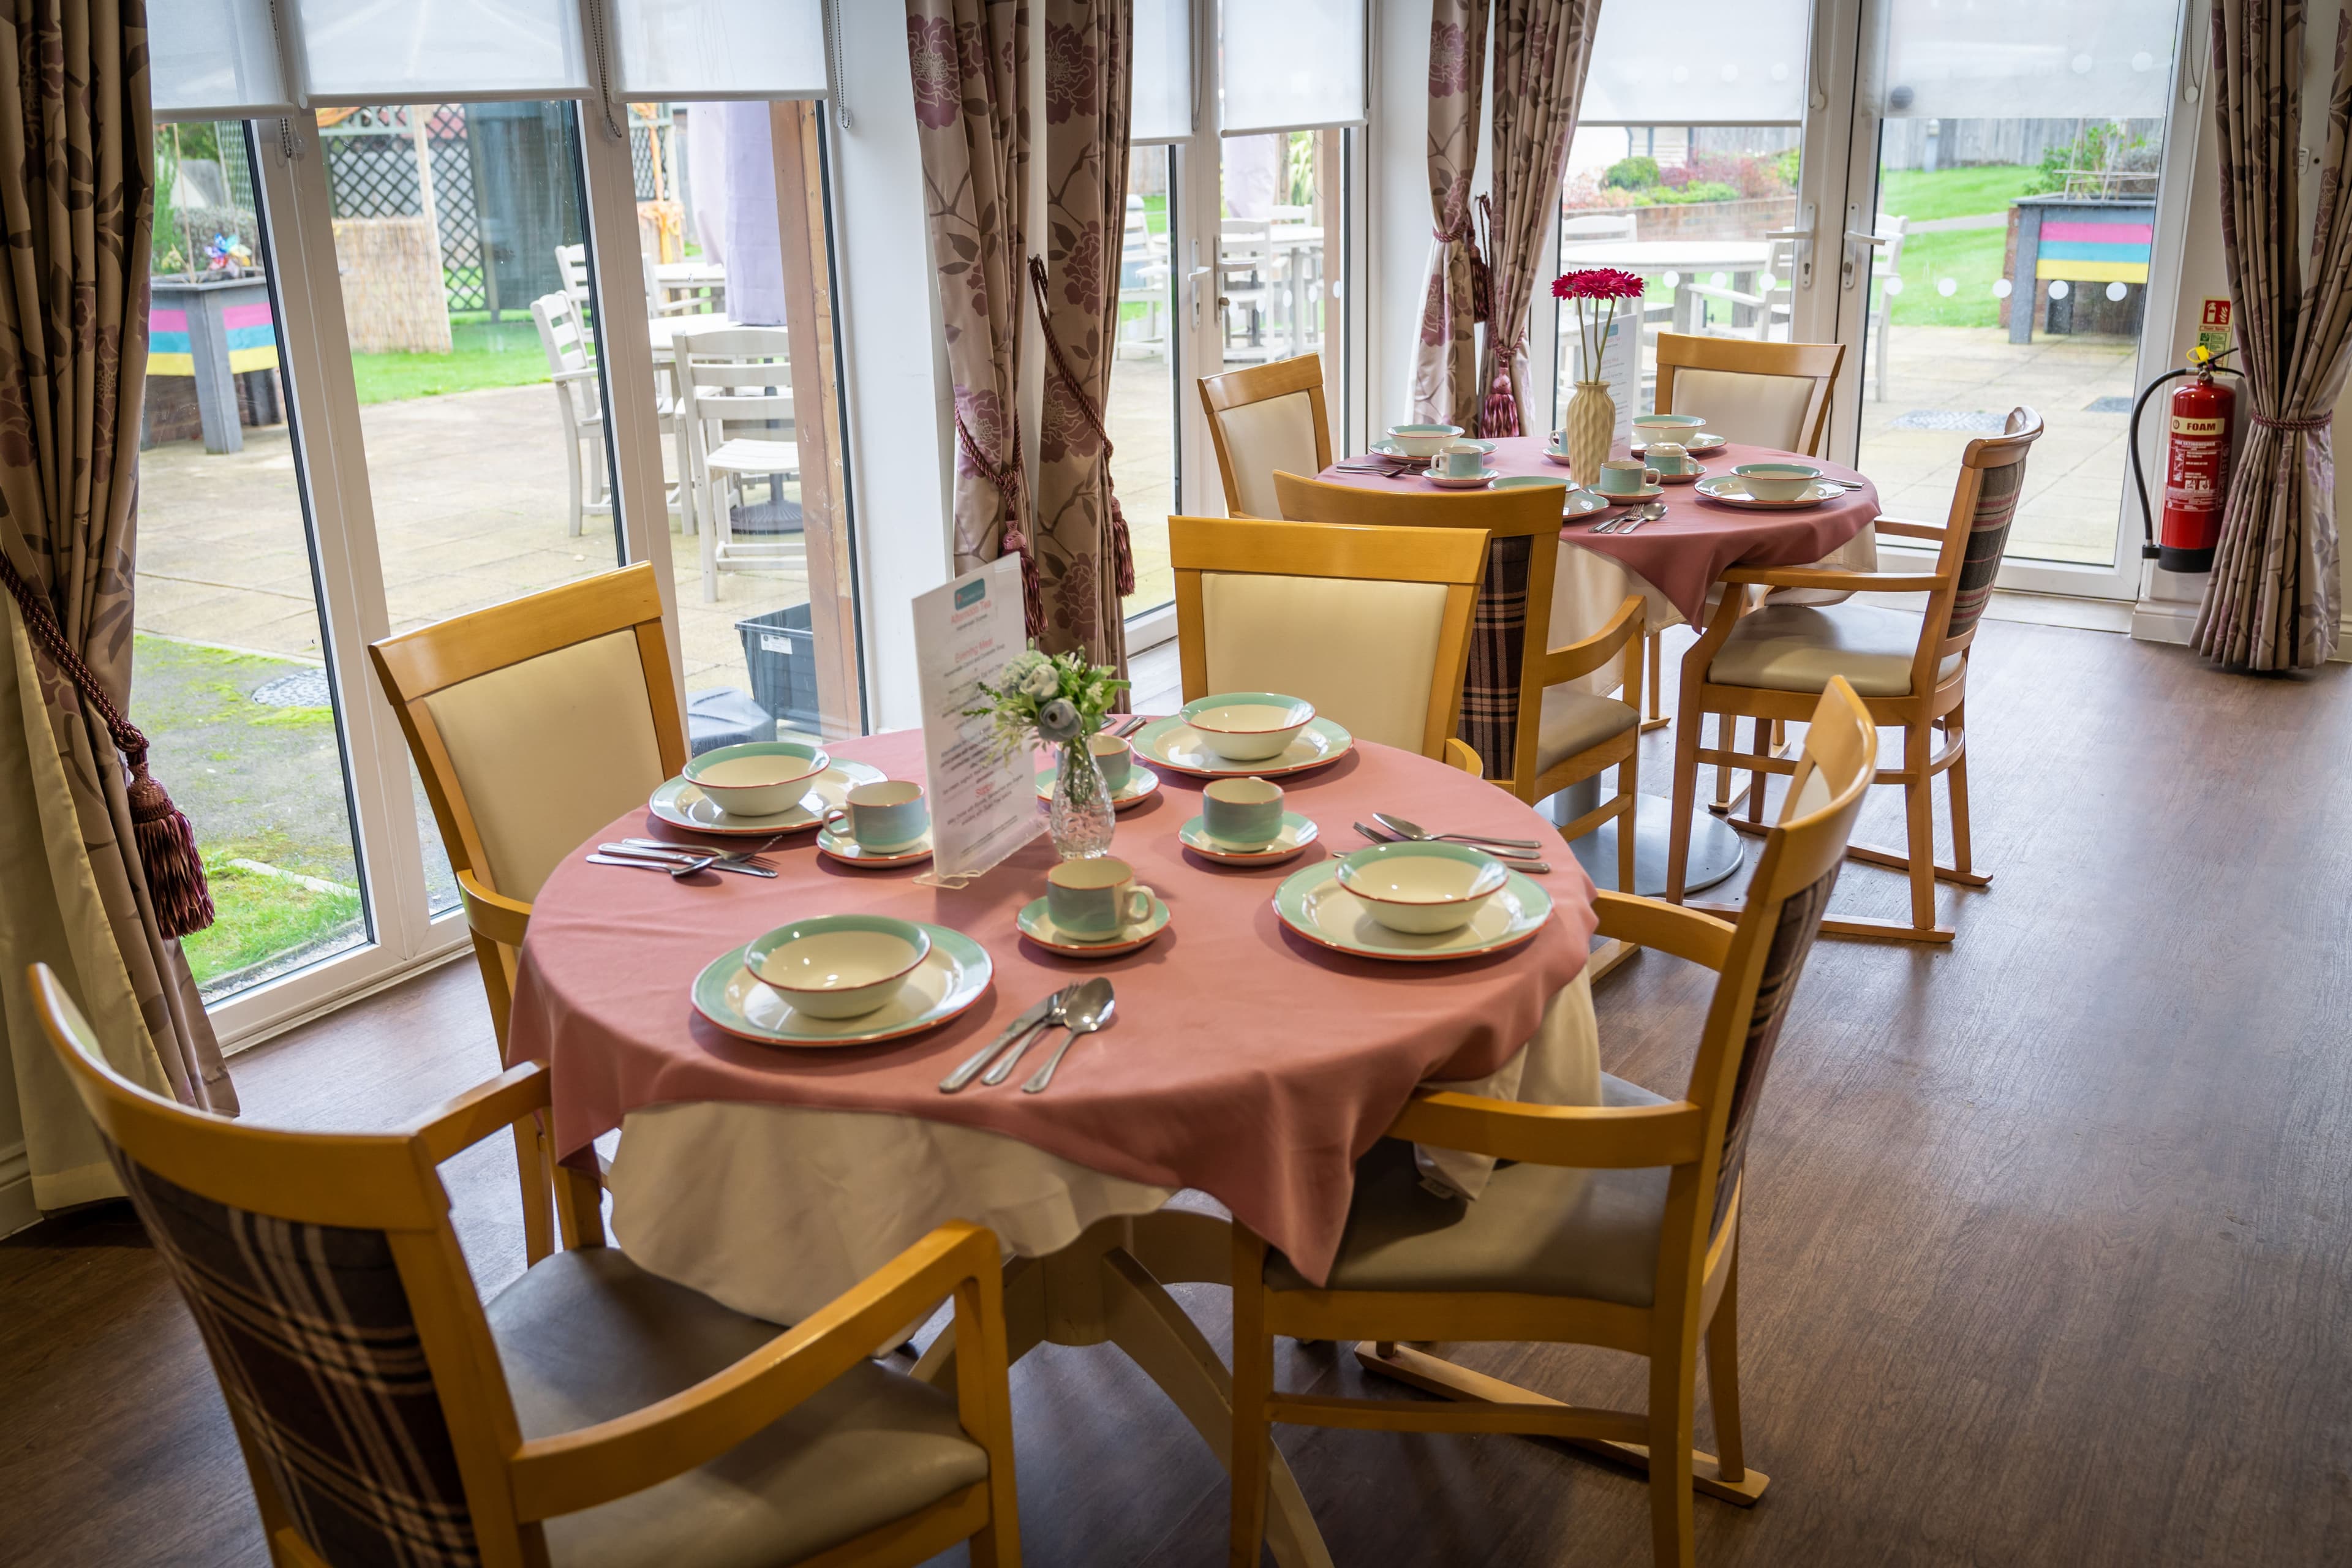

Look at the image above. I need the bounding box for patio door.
[1826,0,2203,597]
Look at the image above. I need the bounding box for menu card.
[1563,309,1638,445]
[911,556,1044,886]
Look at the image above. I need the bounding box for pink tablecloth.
[509,729,1598,1285]
[1317,435,1880,624]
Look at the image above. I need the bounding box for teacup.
[748,915,931,1020]
[1202,775,1283,847]
[1648,441,1697,477]
[1596,458,1659,497]
[1547,428,1571,454]
[1733,462,1822,502]
[1089,731,1134,791]
[1046,856,1156,940]
[683,740,829,817]
[1633,413,1706,448]
[1386,422,1463,458]
[822,778,929,851]
[1437,442,1488,480]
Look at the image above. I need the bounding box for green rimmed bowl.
[1333,841,1510,935]
[744,914,931,1020]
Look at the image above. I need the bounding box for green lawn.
[1885,227,2010,329]
[352,316,549,405]
[1879,164,2038,223]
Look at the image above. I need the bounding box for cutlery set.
[587,839,782,878]
[939,977,1116,1095]
[1588,501,1667,534]
[1355,816,1550,874]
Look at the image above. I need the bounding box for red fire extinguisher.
[2131,345,2239,573]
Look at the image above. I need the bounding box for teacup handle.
[1643,467,1660,485]
[821,805,850,831]
[1124,884,1155,924]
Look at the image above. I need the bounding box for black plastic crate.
[734,603,821,730]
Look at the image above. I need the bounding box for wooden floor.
[6,619,2350,1567]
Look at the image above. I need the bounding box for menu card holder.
[911,557,1045,888]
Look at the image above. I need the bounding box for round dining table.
[1314,435,1883,897]
[509,728,1606,1568]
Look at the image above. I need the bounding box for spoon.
[1373,812,1544,853]
[1356,823,1548,875]
[980,987,1073,1085]
[1022,977,1117,1093]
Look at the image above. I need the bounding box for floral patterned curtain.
[0,0,234,1216]
[1475,0,1598,437]
[2195,0,2347,669]
[907,0,1038,631]
[1409,0,1490,430]
[1031,0,1134,673]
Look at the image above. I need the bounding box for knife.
[940,989,1065,1092]
[595,843,778,878]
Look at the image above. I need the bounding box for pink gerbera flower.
[1551,268,1649,376]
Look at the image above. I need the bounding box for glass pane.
[1219,130,1337,377]
[321,102,618,913]
[1855,109,2169,565]
[636,99,863,750]
[1113,145,1177,619]
[1555,124,1804,430]
[140,123,369,999]
[1581,0,1809,124]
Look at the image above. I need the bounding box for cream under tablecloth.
[601,974,1599,1325]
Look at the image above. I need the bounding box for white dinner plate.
[1694,474,1842,510]
[1131,715,1354,779]
[1272,862,1553,962]
[650,760,888,837]
[692,924,992,1047]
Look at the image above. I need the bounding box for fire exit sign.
[2198,297,2233,361]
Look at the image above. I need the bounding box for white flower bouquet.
[967,647,1128,758]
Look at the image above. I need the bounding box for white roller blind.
[1875,0,2179,118]
[153,0,291,117]
[295,0,589,102]
[1580,0,1809,124]
[1220,0,1365,135]
[612,0,827,98]
[1133,0,1192,141]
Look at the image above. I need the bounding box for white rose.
[1020,663,1062,698]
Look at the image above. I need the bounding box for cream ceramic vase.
[1564,379,1616,488]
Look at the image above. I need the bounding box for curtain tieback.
[2249,410,2335,432]
[952,402,1044,643]
[0,549,214,937]
[1025,255,1135,608]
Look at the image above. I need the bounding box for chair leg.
[1648,1344,1699,1568]
[1744,715,1771,825]
[1641,632,1668,732]
[565,428,585,539]
[1904,727,1937,933]
[512,1121,552,1265]
[1616,783,1637,899]
[1229,1226,1273,1568]
[1667,705,1703,903]
[1711,715,1738,811]
[1945,707,1975,877]
[1706,1251,1746,1485]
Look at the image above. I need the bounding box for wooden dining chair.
[1170,514,1485,773]
[25,963,1023,1568]
[1272,471,1645,897]
[1196,354,1333,518]
[369,564,685,1259]
[1666,408,2043,944]
[1227,677,1877,1568]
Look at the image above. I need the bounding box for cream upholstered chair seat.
[491,1248,989,1568]
[1263,1076,1672,1305]
[1667,367,1817,451]
[1201,571,1449,752]
[1707,603,1962,699]
[1536,687,1638,776]
[417,628,667,900]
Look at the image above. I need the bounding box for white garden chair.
[529,292,609,538]
[674,326,800,602]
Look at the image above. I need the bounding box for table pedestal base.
[913,1209,1335,1568]
[1544,782,1744,897]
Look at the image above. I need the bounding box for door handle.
[1187,248,1213,327]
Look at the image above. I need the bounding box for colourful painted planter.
[150,277,279,453]
[2007,197,2156,345]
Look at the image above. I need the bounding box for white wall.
[1370,0,1436,434]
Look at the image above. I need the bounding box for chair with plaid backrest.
[1272,471,1645,899]
[1227,678,1876,1568]
[26,963,1023,1568]
[1666,407,2042,944]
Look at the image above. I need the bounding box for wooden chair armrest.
[459,870,530,949]
[1442,737,1483,777]
[510,1221,1004,1523]
[1870,516,1949,541]
[411,1061,552,1166]
[1536,594,1645,685]
[1591,890,1734,970]
[1717,566,1945,593]
[1387,1090,1706,1169]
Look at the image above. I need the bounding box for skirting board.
[2133,595,2352,662]
[1,1140,36,1240]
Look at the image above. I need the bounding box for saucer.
[650,760,888,837]
[1374,437,1492,458]
[1179,812,1319,864]
[1695,474,1839,510]
[1559,488,1611,518]
[1131,714,1354,779]
[1033,762,1161,810]
[1594,483,1664,502]
[691,924,992,1046]
[1656,469,1702,485]
[1630,432,1727,455]
[1272,864,1553,962]
[1425,468,1502,489]
[1016,894,1171,956]
[815,823,935,867]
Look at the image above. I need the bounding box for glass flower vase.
[1564,377,1615,488]
[1047,738,1116,860]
